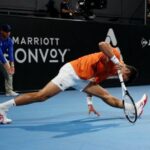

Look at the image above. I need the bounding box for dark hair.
[126,65,138,84]
[0,24,12,32]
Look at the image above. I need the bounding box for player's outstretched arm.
[86,94,100,116]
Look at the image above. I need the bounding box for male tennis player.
[0,41,148,124]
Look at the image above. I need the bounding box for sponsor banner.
[0,15,150,91]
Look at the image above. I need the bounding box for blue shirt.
[0,34,14,64]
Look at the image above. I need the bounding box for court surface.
[0,85,150,150]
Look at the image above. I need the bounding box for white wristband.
[86,96,93,105]
[110,55,120,64]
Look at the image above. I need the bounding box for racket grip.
[117,70,123,82]
[110,55,120,64]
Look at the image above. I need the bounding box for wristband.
[86,96,93,105]
[110,55,120,64]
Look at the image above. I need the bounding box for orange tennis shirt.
[70,48,121,83]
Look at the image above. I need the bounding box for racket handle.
[118,70,127,91]
[117,70,123,82]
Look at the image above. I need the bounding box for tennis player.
[0,41,148,124]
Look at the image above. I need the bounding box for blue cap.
[1,24,12,32]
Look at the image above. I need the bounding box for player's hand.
[10,66,15,74]
[115,63,124,70]
[7,67,14,75]
[88,104,100,116]
[3,63,13,75]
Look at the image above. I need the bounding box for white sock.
[0,99,16,109]
[124,102,134,110]
[135,101,140,108]
[87,96,93,105]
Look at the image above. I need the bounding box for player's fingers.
[94,111,100,116]
[92,109,100,116]
[89,109,100,116]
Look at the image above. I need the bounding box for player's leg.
[135,94,148,117]
[83,82,124,108]
[0,63,76,124]
[15,81,62,106]
[83,83,148,116]
[0,81,62,124]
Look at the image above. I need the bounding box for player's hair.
[126,65,138,84]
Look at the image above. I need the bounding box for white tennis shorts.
[51,63,90,91]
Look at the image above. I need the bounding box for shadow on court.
[1,117,122,138]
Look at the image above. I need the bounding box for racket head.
[123,91,137,123]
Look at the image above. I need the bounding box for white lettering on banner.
[15,48,70,63]
[39,48,49,62]
[105,28,123,60]
[12,36,69,63]
[105,28,117,46]
[15,48,26,63]
[12,37,59,46]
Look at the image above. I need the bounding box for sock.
[135,101,140,108]
[0,99,16,109]
[86,96,93,105]
[124,102,134,111]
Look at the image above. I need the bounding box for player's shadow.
[1,117,122,138]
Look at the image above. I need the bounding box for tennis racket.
[117,70,137,123]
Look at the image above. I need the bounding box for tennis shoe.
[0,105,12,124]
[6,91,19,96]
[136,94,148,117]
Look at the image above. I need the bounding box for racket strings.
[123,95,137,122]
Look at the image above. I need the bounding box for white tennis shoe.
[6,91,19,96]
[136,94,148,117]
[0,105,12,124]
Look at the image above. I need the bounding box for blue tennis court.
[0,85,150,150]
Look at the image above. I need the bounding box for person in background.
[0,24,18,96]
[60,0,75,19]
[46,0,59,18]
